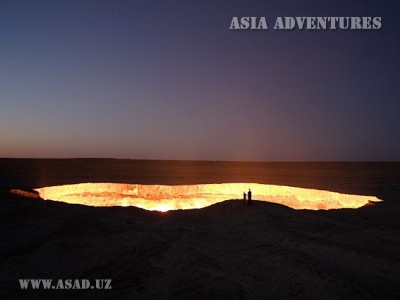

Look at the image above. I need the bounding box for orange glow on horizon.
[33,183,382,211]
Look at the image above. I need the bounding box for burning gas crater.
[34,183,381,212]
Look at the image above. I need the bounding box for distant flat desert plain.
[1,159,400,299]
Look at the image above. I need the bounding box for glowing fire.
[155,203,174,212]
[34,183,381,211]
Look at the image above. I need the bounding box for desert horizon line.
[1,157,399,164]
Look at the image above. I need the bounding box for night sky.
[1,0,399,161]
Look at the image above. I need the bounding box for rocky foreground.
[1,190,400,300]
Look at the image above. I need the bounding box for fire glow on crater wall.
[35,183,381,212]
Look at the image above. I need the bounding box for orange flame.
[34,183,381,211]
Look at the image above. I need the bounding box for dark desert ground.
[1,159,400,299]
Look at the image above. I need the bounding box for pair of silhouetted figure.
[243,189,252,205]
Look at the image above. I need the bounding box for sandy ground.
[0,159,400,299]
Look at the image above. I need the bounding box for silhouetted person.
[243,192,247,205]
[247,189,252,205]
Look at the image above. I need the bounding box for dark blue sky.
[1,0,399,160]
